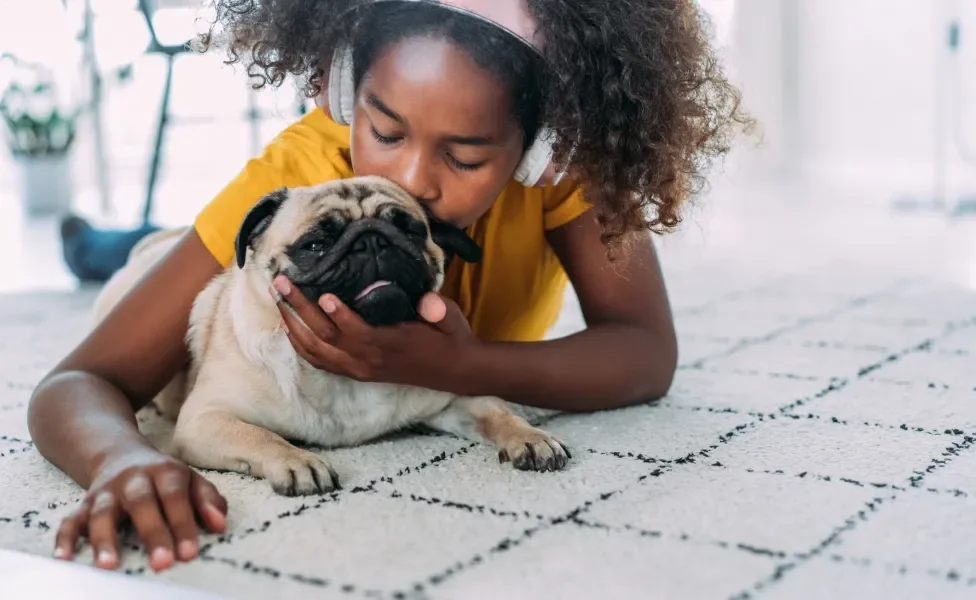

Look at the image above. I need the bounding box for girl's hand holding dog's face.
[272,275,476,388]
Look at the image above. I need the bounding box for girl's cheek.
[350,143,381,177]
[348,124,378,174]
[439,190,492,229]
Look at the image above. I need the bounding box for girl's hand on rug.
[273,276,476,389]
[53,450,228,573]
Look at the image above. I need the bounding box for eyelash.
[370,127,483,172]
[447,155,481,172]
[370,127,400,146]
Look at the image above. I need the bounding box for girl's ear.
[235,188,288,269]
[429,220,483,263]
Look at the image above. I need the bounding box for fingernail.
[177,540,198,560]
[53,546,68,559]
[96,549,115,566]
[320,296,337,313]
[204,504,227,530]
[150,547,173,567]
[273,276,291,295]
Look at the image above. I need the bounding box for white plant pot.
[15,153,74,217]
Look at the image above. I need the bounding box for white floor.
[0,167,975,598]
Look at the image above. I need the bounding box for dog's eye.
[406,219,427,238]
[302,241,325,254]
[321,218,345,237]
[390,212,426,238]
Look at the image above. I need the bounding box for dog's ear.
[429,219,482,263]
[235,188,288,269]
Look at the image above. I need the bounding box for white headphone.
[325,43,565,187]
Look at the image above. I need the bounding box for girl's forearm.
[454,323,677,412]
[27,371,160,490]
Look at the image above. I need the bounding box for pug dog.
[92,176,569,496]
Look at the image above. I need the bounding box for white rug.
[2,190,976,598]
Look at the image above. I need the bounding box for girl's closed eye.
[447,154,483,172]
[370,125,484,171]
[370,126,401,146]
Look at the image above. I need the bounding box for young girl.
[28,0,750,573]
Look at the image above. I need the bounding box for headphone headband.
[337,0,543,55]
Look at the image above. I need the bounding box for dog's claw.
[512,443,536,470]
[265,448,340,496]
[500,431,571,472]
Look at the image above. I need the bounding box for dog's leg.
[423,396,571,472]
[148,370,186,421]
[172,409,339,496]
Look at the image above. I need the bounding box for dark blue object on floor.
[59,216,159,282]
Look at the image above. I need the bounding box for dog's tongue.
[354,280,392,300]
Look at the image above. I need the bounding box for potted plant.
[0,52,81,216]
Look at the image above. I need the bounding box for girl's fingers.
[189,472,228,534]
[319,295,371,339]
[286,325,323,365]
[275,292,361,375]
[53,500,91,561]
[153,466,200,561]
[271,276,339,343]
[270,279,371,378]
[284,323,361,375]
[417,292,447,323]
[119,473,175,572]
[280,302,347,368]
[276,289,348,365]
[53,465,227,570]
[278,300,320,352]
[86,491,122,569]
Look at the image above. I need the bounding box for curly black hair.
[196,0,753,255]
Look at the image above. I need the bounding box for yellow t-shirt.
[194,109,590,342]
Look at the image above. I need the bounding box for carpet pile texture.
[1,264,975,599]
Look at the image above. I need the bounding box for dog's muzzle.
[293,218,435,327]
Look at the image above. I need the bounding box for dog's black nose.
[352,231,390,254]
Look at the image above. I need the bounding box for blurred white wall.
[728,0,798,178]
[731,0,976,198]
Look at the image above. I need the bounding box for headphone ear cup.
[512,127,556,187]
[327,45,356,126]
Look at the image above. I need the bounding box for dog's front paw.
[497,429,571,472]
[262,447,340,496]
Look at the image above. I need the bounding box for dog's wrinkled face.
[235,176,482,327]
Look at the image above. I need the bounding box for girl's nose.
[392,149,439,206]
